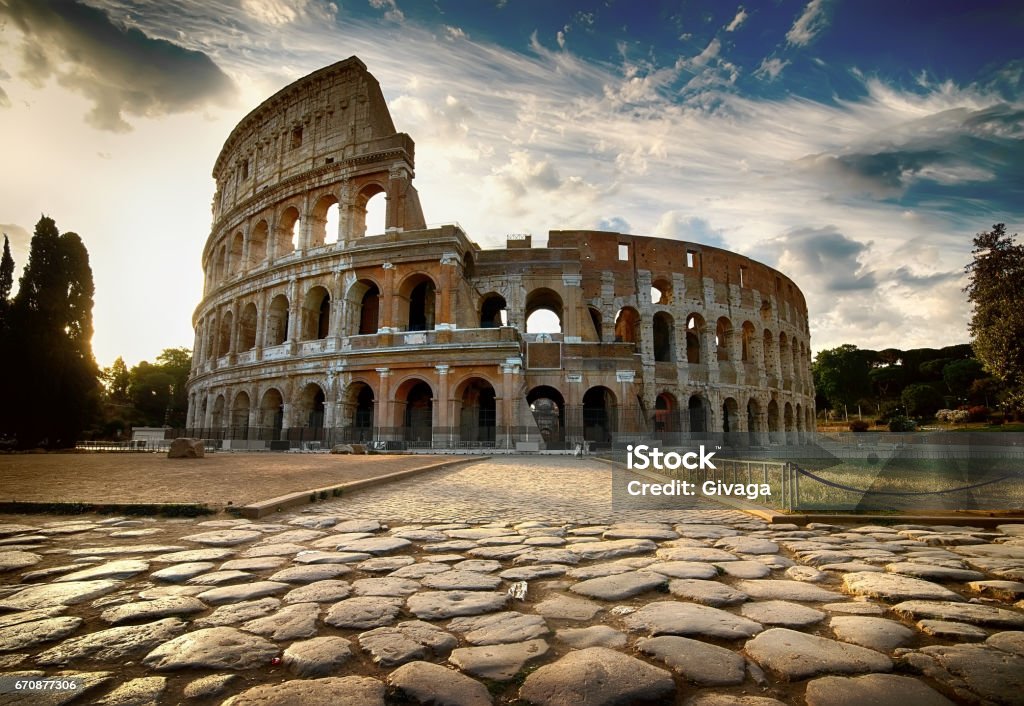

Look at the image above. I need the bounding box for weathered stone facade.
[186,57,815,449]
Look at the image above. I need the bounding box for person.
[573,441,582,458]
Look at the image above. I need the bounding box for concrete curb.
[236,457,488,519]
[0,501,215,518]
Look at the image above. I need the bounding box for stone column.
[434,364,450,448]
[437,255,459,328]
[254,289,267,358]
[375,367,392,441]
[380,263,396,331]
[286,277,299,343]
[499,361,517,449]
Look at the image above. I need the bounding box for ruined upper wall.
[210,57,412,222]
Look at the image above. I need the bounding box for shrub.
[888,416,917,432]
[967,405,989,422]
[989,412,1005,426]
[848,419,870,432]
[936,409,969,423]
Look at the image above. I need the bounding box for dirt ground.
[0,452,459,507]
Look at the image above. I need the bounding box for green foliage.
[1,217,100,447]
[813,344,872,410]
[848,419,870,432]
[965,223,1024,411]
[942,358,985,396]
[901,383,943,417]
[102,357,131,405]
[0,234,13,313]
[888,416,917,432]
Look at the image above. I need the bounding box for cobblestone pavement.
[0,456,1022,705]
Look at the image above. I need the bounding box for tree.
[813,344,872,410]
[156,347,192,427]
[5,216,100,447]
[124,348,192,428]
[901,383,943,417]
[942,358,985,397]
[102,357,132,405]
[965,223,1024,410]
[0,234,12,313]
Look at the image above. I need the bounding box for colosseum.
[185,57,815,450]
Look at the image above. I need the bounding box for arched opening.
[457,378,496,445]
[527,386,565,448]
[248,220,268,269]
[588,307,603,342]
[346,279,380,335]
[259,388,285,439]
[525,288,563,334]
[655,393,680,433]
[582,386,616,446]
[767,399,781,443]
[217,310,233,357]
[400,380,433,444]
[722,397,739,434]
[212,395,226,429]
[310,195,340,247]
[784,401,795,442]
[779,332,791,380]
[747,398,762,443]
[204,316,217,361]
[480,294,507,328]
[687,394,707,433]
[229,232,244,275]
[276,206,301,256]
[298,383,326,433]
[686,314,704,364]
[716,317,733,361]
[741,321,756,362]
[343,382,375,441]
[216,245,228,284]
[614,307,640,350]
[651,278,672,305]
[199,397,208,430]
[267,294,290,346]
[400,274,436,332]
[653,311,675,362]
[302,286,331,340]
[356,184,386,238]
[239,303,258,350]
[231,391,251,430]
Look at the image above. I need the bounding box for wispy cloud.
[786,0,829,47]
[725,8,747,32]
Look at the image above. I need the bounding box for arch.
[582,386,617,445]
[239,302,258,350]
[215,244,228,284]
[342,381,375,441]
[231,391,251,429]
[795,402,804,435]
[297,383,326,431]
[455,377,497,445]
[527,386,565,448]
[302,286,331,340]
[310,194,340,248]
[204,315,217,361]
[588,307,603,342]
[651,277,673,305]
[686,314,704,364]
[687,394,708,433]
[217,310,233,357]
[267,294,290,346]
[741,321,756,362]
[784,401,795,441]
[653,311,675,362]
[767,399,781,443]
[614,307,640,349]
[779,332,791,379]
[211,394,226,428]
[716,316,733,361]
[722,397,740,434]
[345,278,380,335]
[248,220,268,268]
[525,288,563,334]
[398,273,436,332]
[356,183,386,238]
[480,293,507,328]
[398,379,433,443]
[229,231,244,274]
[654,392,680,433]
[276,205,300,256]
[259,388,285,438]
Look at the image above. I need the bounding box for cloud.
[725,8,747,32]
[755,227,876,292]
[754,57,789,81]
[0,0,236,132]
[786,0,828,47]
[653,214,728,249]
[444,25,467,41]
[597,216,631,233]
[368,0,404,23]
[0,86,10,109]
[241,0,311,26]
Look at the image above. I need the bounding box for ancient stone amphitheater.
[185,57,814,449]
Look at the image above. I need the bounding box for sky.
[0,0,1021,368]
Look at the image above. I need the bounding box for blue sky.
[0,0,1021,366]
